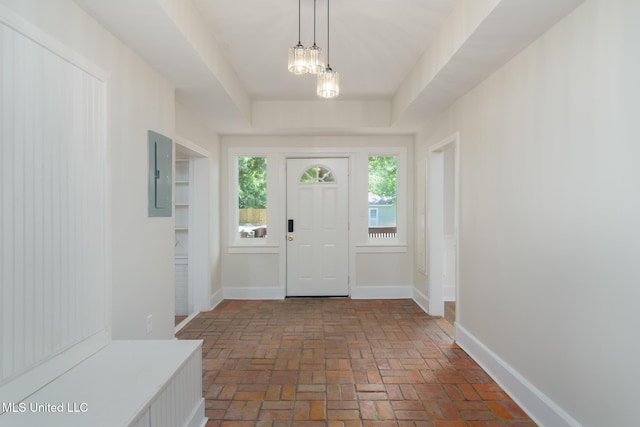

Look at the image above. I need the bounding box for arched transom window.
[299,165,336,183]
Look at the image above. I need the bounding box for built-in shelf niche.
[175,159,190,257]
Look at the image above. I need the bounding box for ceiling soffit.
[74,0,585,134]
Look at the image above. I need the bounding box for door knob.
[287,236,294,241]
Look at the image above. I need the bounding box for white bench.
[0,340,206,427]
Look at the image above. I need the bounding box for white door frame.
[427,133,460,318]
[175,137,211,326]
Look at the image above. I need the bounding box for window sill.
[355,243,408,253]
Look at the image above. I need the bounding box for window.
[368,156,397,238]
[368,208,379,226]
[300,165,335,183]
[237,156,267,238]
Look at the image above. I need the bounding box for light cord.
[313,0,317,45]
[298,0,302,43]
[326,0,330,67]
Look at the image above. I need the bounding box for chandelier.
[288,0,339,98]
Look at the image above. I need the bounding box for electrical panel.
[148,130,173,217]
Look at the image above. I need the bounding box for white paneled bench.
[0,341,206,427]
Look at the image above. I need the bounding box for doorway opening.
[174,139,211,332]
[427,133,460,326]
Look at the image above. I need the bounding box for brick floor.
[177,299,537,427]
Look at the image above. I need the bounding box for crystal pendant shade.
[317,67,339,98]
[288,42,309,75]
[307,45,324,74]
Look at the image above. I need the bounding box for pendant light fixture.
[307,0,324,74]
[317,0,339,98]
[288,0,309,75]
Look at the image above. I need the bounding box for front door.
[286,158,349,296]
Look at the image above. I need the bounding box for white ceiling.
[74,0,585,135]
[192,0,457,101]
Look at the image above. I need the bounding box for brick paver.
[177,299,536,426]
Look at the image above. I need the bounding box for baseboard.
[220,286,413,300]
[443,286,456,301]
[455,323,581,427]
[209,288,224,310]
[412,287,430,314]
[350,286,413,299]
[175,311,200,334]
[222,286,285,299]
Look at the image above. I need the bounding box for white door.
[286,158,349,296]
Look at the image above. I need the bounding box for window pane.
[368,156,397,238]
[300,165,335,183]
[238,156,267,238]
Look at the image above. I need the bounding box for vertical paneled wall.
[0,18,107,384]
[149,347,204,427]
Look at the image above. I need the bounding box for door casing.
[174,138,211,332]
[427,133,460,319]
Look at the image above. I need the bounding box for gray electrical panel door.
[148,130,173,217]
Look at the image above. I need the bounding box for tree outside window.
[368,156,397,237]
[238,156,267,238]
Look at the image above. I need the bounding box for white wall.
[221,135,414,299]
[416,0,640,425]
[0,0,178,339]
